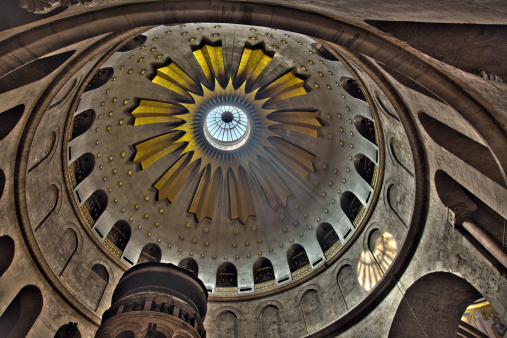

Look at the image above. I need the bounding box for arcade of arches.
[0,0,506,337]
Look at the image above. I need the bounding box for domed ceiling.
[66,23,382,294]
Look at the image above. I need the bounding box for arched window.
[0,285,43,337]
[287,244,310,280]
[0,235,14,278]
[311,43,338,61]
[340,191,365,226]
[420,112,505,186]
[54,322,80,338]
[216,262,238,293]
[105,221,131,259]
[178,257,198,276]
[340,77,366,101]
[354,153,377,187]
[253,257,275,289]
[81,190,107,227]
[69,153,95,189]
[137,243,162,264]
[0,104,24,142]
[316,222,341,258]
[70,110,95,141]
[354,115,377,145]
[84,67,113,93]
[118,35,147,52]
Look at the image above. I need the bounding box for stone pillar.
[459,215,507,269]
[95,263,208,338]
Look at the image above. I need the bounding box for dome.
[1,1,506,337]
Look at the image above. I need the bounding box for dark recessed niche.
[311,43,339,61]
[0,104,25,142]
[0,51,75,94]
[118,35,147,52]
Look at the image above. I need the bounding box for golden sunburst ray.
[131,42,323,224]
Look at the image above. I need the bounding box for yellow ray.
[267,137,315,178]
[131,100,187,126]
[228,167,255,224]
[133,131,186,169]
[193,45,226,87]
[152,62,199,100]
[154,152,200,203]
[236,47,273,89]
[268,111,322,137]
[189,165,222,221]
[250,157,292,208]
[259,70,307,106]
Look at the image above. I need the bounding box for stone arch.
[0,51,75,94]
[54,322,81,338]
[388,136,414,176]
[84,67,113,93]
[354,153,377,187]
[354,115,377,145]
[70,109,95,141]
[300,289,324,333]
[386,183,408,228]
[216,262,237,288]
[296,284,324,305]
[115,331,135,338]
[216,311,239,338]
[69,152,95,189]
[178,257,198,276]
[27,128,59,173]
[33,183,60,232]
[340,76,366,101]
[260,305,283,338]
[419,111,505,186]
[255,300,285,319]
[86,264,109,311]
[0,235,14,278]
[287,244,310,275]
[82,190,108,227]
[316,222,340,257]
[374,90,400,122]
[137,243,162,264]
[105,220,131,259]
[118,35,147,52]
[336,264,366,309]
[56,228,78,277]
[253,257,275,285]
[340,191,364,226]
[389,272,483,337]
[0,285,43,337]
[0,104,24,142]
[213,306,243,321]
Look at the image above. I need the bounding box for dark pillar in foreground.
[95,263,208,338]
